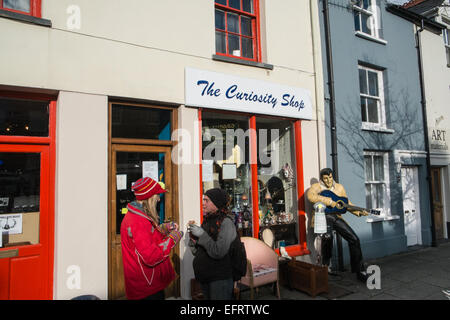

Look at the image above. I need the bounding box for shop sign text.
[185,68,312,120]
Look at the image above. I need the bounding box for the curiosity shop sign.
[185,67,312,120]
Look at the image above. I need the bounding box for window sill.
[212,54,274,70]
[355,31,387,45]
[361,124,394,133]
[0,9,51,27]
[366,215,400,223]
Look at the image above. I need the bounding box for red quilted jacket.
[120,203,176,299]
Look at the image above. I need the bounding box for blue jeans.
[200,278,234,300]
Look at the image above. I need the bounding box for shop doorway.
[0,95,55,300]
[0,145,52,299]
[109,145,179,299]
[431,167,445,240]
[401,166,422,246]
[108,102,179,300]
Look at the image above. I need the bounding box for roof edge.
[386,4,446,35]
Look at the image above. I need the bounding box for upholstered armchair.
[240,237,280,299]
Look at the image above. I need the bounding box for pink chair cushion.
[240,237,278,287]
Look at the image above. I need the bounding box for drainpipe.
[322,0,344,270]
[415,19,437,247]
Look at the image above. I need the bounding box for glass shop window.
[201,111,253,236]
[201,112,300,249]
[0,153,40,246]
[256,118,298,248]
[111,104,171,140]
[0,98,49,137]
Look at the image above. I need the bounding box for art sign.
[430,127,448,151]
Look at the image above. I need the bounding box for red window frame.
[214,0,262,62]
[198,109,309,257]
[0,0,42,18]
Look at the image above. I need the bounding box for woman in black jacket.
[188,188,237,300]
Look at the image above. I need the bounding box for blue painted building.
[317,0,436,268]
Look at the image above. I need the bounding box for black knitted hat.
[204,188,229,210]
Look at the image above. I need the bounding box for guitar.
[319,190,381,215]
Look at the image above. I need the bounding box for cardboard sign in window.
[222,163,237,180]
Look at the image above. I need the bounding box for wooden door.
[109,144,179,299]
[431,167,444,240]
[0,144,52,299]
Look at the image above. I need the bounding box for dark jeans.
[143,290,165,300]
[200,278,234,300]
[321,214,364,273]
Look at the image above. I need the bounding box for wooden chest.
[286,260,328,297]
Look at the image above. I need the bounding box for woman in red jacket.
[120,177,183,300]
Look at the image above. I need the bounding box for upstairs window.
[215,0,260,61]
[358,64,386,130]
[0,0,41,17]
[353,0,382,39]
[444,28,450,67]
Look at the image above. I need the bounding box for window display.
[202,112,253,236]
[201,111,300,249]
[256,118,298,248]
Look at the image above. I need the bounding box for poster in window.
[116,174,127,190]
[202,160,214,182]
[222,163,237,180]
[142,161,158,181]
[0,214,23,235]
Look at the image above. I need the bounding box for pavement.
[238,240,450,300]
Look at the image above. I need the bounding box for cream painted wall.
[174,105,202,299]
[264,0,315,72]
[420,29,450,147]
[0,1,319,113]
[43,0,215,60]
[54,91,108,300]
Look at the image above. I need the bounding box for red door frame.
[0,91,56,299]
[198,109,309,256]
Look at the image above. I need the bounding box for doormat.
[319,283,355,300]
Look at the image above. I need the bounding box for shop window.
[0,97,49,137]
[201,111,300,250]
[214,0,259,61]
[111,104,171,140]
[202,112,253,236]
[256,118,298,248]
[0,0,41,17]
